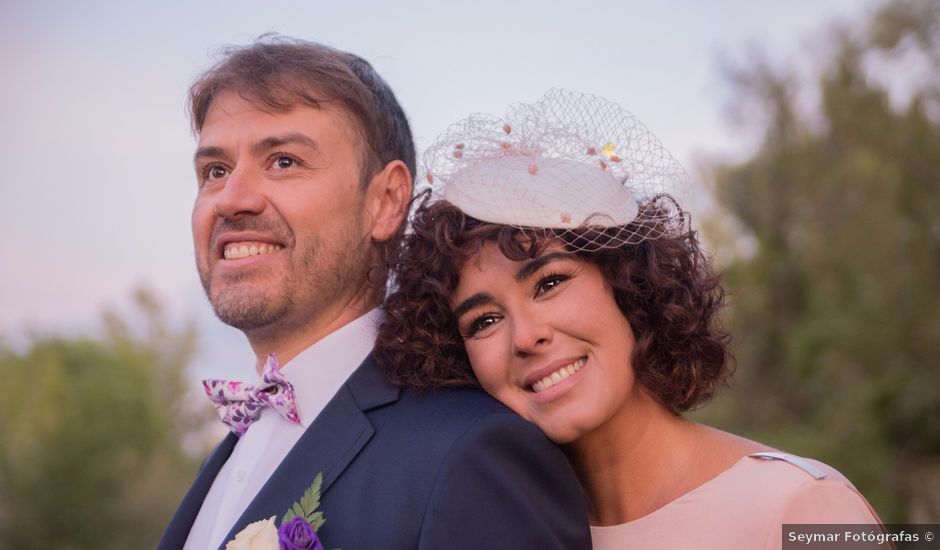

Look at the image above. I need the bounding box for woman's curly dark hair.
[376,195,733,413]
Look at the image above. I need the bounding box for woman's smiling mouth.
[530,357,586,393]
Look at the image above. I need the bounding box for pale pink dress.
[590,453,881,550]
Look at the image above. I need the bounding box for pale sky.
[0,0,876,380]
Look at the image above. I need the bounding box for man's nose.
[214,166,266,219]
[510,313,553,358]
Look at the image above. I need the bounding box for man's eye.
[207,165,227,180]
[273,156,295,170]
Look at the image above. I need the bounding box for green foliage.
[0,289,205,549]
[701,0,940,524]
[282,472,326,531]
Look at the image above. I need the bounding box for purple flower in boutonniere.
[227,473,340,550]
[278,516,324,550]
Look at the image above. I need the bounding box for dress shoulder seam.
[748,452,827,480]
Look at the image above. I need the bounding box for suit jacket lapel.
[219,356,399,547]
[157,432,238,550]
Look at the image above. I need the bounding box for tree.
[0,289,207,549]
[702,0,940,523]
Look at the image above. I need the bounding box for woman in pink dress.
[376,90,881,549]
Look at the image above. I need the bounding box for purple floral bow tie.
[203,353,301,436]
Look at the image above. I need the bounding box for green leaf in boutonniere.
[229,472,340,550]
[282,472,326,531]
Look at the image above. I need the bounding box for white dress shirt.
[183,309,380,550]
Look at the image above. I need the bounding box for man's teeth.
[223,243,284,259]
[531,358,586,393]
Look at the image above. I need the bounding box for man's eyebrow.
[252,133,321,155]
[192,133,321,165]
[452,292,495,320]
[515,252,574,282]
[193,146,225,165]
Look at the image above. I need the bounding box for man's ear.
[364,160,413,242]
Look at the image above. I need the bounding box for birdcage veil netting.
[418,89,691,251]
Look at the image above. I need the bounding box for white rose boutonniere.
[225,516,279,550]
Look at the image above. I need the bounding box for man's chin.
[208,289,287,332]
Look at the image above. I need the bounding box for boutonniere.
[225,473,338,550]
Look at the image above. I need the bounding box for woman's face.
[451,241,643,443]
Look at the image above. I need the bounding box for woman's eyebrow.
[515,252,573,282]
[452,292,494,320]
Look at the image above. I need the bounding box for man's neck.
[246,293,378,373]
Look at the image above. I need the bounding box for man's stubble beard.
[201,222,373,335]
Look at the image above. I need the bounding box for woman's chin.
[534,418,588,445]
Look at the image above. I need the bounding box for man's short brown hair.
[188,35,416,182]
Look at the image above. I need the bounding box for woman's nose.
[510,313,553,357]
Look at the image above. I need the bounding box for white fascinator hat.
[419,89,690,251]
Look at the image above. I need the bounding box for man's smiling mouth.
[223,241,284,260]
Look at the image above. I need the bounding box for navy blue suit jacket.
[159,355,591,549]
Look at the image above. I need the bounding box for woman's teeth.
[223,243,284,259]
[531,358,586,393]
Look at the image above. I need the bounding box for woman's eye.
[465,313,502,338]
[272,156,296,170]
[535,274,569,296]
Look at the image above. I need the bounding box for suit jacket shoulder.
[160,356,591,550]
[415,391,592,549]
[318,370,591,549]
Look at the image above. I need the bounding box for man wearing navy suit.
[159,37,591,549]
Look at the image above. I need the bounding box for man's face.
[192,91,373,338]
